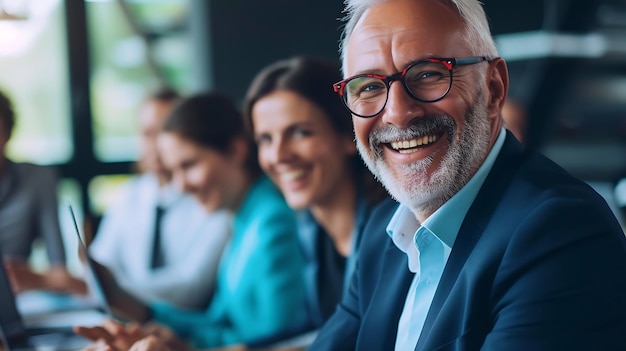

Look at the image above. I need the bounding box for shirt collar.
[387,127,507,249]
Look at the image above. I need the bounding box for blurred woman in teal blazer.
[74,92,305,350]
[243,56,389,348]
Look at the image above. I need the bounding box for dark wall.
[192,0,345,101]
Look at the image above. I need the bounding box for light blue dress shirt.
[390,128,506,350]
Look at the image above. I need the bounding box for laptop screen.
[68,206,113,317]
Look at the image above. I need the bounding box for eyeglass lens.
[343,61,452,117]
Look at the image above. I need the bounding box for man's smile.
[388,133,440,154]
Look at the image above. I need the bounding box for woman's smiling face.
[158,131,234,212]
[252,90,356,210]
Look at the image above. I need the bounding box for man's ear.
[486,58,509,119]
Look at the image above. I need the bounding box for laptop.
[18,206,116,334]
[0,206,119,350]
[0,246,93,351]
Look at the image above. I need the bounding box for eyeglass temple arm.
[454,56,492,65]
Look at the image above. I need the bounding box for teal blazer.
[151,176,305,348]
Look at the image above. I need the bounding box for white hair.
[339,0,499,75]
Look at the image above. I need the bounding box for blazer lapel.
[360,235,414,350]
[416,132,525,349]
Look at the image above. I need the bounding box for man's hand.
[3,258,87,295]
[3,258,44,293]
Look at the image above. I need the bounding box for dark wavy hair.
[243,56,387,204]
[163,91,261,177]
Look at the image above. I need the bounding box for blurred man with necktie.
[89,88,231,310]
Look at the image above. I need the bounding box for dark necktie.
[150,205,166,269]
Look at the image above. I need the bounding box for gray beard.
[356,89,492,218]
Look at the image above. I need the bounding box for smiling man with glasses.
[310,0,626,350]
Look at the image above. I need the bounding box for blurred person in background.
[237,55,389,350]
[89,88,232,310]
[0,88,86,295]
[75,91,306,350]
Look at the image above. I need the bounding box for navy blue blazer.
[310,132,626,350]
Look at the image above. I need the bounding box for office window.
[0,0,71,164]
[86,0,191,163]
[88,174,131,217]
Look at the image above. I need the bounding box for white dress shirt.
[90,173,232,310]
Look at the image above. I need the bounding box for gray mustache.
[368,115,456,146]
